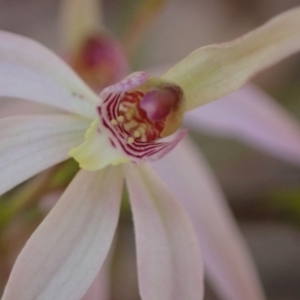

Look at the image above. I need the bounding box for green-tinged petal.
[59,0,104,52]
[68,119,129,170]
[0,114,89,195]
[0,31,99,117]
[150,137,265,300]
[3,167,123,300]
[163,7,300,111]
[125,164,204,300]
[121,0,169,58]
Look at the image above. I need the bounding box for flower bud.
[69,34,128,91]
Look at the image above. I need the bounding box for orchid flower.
[66,2,300,300]
[1,5,300,300]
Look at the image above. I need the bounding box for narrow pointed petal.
[185,85,300,166]
[59,0,104,52]
[3,167,123,300]
[0,31,99,118]
[121,0,168,58]
[163,7,300,111]
[82,253,111,300]
[125,164,204,300]
[150,138,266,300]
[0,114,89,195]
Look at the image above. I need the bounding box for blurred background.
[1,0,300,299]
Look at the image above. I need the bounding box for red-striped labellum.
[97,72,187,164]
[69,72,187,170]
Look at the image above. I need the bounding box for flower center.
[69,72,187,171]
[108,86,182,144]
[109,90,164,143]
[99,72,185,145]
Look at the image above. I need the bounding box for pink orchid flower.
[1,3,300,300]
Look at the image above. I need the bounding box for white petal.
[0,114,89,195]
[185,85,300,165]
[3,167,123,300]
[163,7,300,110]
[150,138,266,300]
[81,257,111,300]
[0,31,99,118]
[0,61,96,119]
[125,164,204,300]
